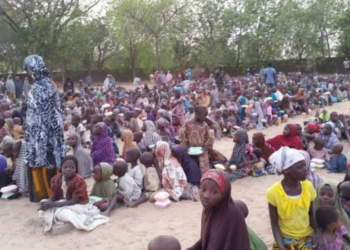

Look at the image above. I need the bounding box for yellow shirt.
[266,180,316,239]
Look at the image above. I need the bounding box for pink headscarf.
[157,117,174,140]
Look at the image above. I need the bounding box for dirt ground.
[0,101,349,250]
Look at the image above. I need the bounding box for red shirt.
[50,174,89,205]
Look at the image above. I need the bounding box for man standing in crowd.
[264,63,276,88]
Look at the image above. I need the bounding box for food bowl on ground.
[154,192,170,202]
[0,185,17,194]
[155,199,171,209]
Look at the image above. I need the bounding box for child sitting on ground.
[148,235,181,250]
[38,156,89,211]
[124,152,162,207]
[339,181,350,218]
[125,148,144,189]
[133,131,147,153]
[234,200,267,250]
[315,206,348,249]
[12,117,24,140]
[68,115,90,148]
[103,117,119,154]
[307,137,330,163]
[90,163,117,212]
[328,143,347,173]
[251,148,267,177]
[102,161,141,216]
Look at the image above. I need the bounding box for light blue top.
[264,67,276,84]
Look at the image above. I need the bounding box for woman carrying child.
[266,147,321,250]
[187,169,250,250]
[155,141,196,201]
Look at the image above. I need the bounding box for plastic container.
[154,192,170,202]
[0,185,17,194]
[155,199,171,208]
[311,158,325,164]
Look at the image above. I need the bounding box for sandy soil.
[1,102,349,250]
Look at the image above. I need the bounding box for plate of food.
[188,147,203,155]
[229,165,237,171]
[214,164,226,171]
[149,144,156,149]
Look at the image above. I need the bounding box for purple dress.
[171,145,201,185]
[90,124,116,165]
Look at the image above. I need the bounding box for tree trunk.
[61,60,67,86]
[155,36,161,71]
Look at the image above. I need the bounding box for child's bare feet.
[124,199,137,208]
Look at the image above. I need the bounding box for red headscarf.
[253,133,275,165]
[308,123,321,134]
[188,170,250,250]
[266,124,303,151]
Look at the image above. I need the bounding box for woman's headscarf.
[298,150,323,190]
[71,133,93,178]
[155,141,171,169]
[141,121,162,147]
[308,123,321,134]
[191,170,250,250]
[23,55,51,81]
[90,162,117,201]
[121,129,138,158]
[253,133,275,165]
[266,124,303,150]
[157,118,174,141]
[313,182,350,245]
[269,146,305,175]
[91,123,116,165]
[229,129,248,165]
[171,145,201,185]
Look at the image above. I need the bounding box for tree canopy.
[0,0,349,79]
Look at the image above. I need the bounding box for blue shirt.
[264,67,276,84]
[329,154,347,173]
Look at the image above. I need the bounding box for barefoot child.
[124,152,161,208]
[148,235,181,250]
[187,170,250,249]
[39,156,89,211]
[125,148,143,189]
[102,161,141,216]
[266,147,320,249]
[328,143,347,173]
[90,163,117,212]
[315,206,348,250]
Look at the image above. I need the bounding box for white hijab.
[269,146,305,175]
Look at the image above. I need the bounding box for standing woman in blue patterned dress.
[23,55,65,202]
